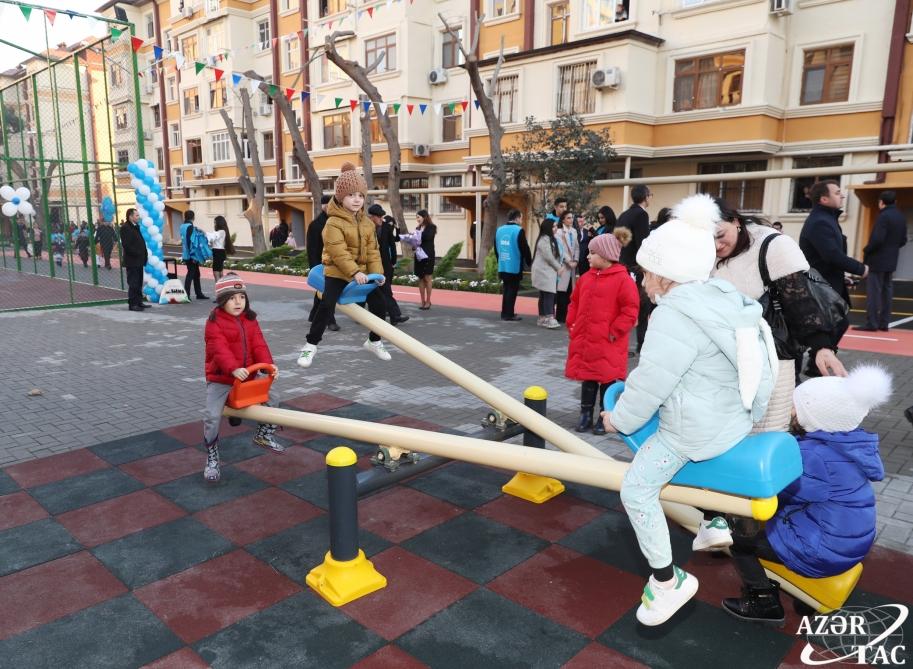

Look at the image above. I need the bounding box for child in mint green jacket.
[601,194,776,627]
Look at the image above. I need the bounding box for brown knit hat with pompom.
[334,161,368,200]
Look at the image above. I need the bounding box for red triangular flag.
[285,88,295,101]
[131,36,144,52]
[349,99,358,111]
[45,9,56,25]
[297,29,305,39]
[367,7,374,17]
[214,68,224,81]
[461,100,468,112]
[406,103,414,115]
[271,37,278,48]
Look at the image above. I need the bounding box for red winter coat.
[205,308,273,385]
[565,263,639,383]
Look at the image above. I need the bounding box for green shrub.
[249,245,292,263]
[433,242,463,278]
[394,257,412,276]
[484,248,499,282]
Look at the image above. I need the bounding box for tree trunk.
[360,95,375,195]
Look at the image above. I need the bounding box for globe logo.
[799,604,908,665]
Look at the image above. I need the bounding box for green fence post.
[30,74,54,279]
[73,54,99,286]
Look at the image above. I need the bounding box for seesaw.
[603,383,863,613]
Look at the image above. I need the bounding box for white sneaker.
[545,317,562,329]
[363,339,391,361]
[636,566,699,626]
[297,343,317,368]
[692,516,733,552]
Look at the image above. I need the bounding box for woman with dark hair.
[596,206,617,235]
[530,218,563,329]
[650,207,673,231]
[413,209,437,310]
[207,215,234,287]
[577,214,598,275]
[555,211,579,323]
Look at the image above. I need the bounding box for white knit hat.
[794,364,892,433]
[636,193,720,283]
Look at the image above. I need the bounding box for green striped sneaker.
[636,566,698,626]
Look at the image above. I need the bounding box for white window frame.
[256,19,270,49]
[487,0,518,19]
[166,76,177,102]
[169,122,181,147]
[210,131,232,163]
[556,60,596,115]
[144,13,154,38]
[439,175,463,213]
[488,73,519,123]
[284,36,301,72]
[441,26,465,68]
[287,157,302,182]
[581,0,628,31]
[172,167,183,189]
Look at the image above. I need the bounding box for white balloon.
[142,217,153,227]
[153,233,163,243]
[131,179,142,191]
[14,187,30,201]
[139,184,151,196]
[136,159,149,170]
[19,202,35,216]
[0,185,14,201]
[153,201,165,212]
[2,201,17,217]
[147,192,159,203]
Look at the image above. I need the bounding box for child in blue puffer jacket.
[723,364,891,626]
[600,194,777,627]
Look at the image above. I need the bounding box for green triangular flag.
[20,5,32,20]
[110,27,121,40]
[392,103,400,114]
[194,61,206,75]
[334,97,343,108]
[268,84,278,97]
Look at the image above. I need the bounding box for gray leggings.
[204,381,277,444]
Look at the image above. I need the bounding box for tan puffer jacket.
[321,197,383,280]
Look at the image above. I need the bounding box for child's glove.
[232,368,250,381]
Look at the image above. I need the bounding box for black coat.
[799,204,865,302]
[306,211,328,268]
[863,204,907,273]
[119,221,148,268]
[616,204,650,272]
[95,223,117,251]
[375,218,400,275]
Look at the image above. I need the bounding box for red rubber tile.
[134,549,301,644]
[0,491,48,531]
[162,419,249,446]
[858,544,913,605]
[488,544,643,638]
[0,552,127,640]
[4,449,109,488]
[278,426,321,443]
[378,415,443,432]
[777,637,829,668]
[119,447,206,486]
[283,392,353,413]
[193,488,323,546]
[342,546,478,641]
[358,487,464,543]
[351,644,429,669]
[141,647,209,669]
[475,492,605,542]
[233,445,325,485]
[562,642,649,668]
[56,489,186,548]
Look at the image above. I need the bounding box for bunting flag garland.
[433,103,442,115]
[301,91,310,101]
[367,7,374,18]
[474,99,481,109]
[392,103,400,114]
[153,45,163,60]
[131,36,145,52]
[361,100,370,114]
[232,73,243,87]
[249,78,261,94]
[20,5,31,20]
[173,51,185,68]
[335,98,343,108]
[213,68,224,82]
[110,27,122,41]
[45,9,56,25]
[419,104,427,115]
[406,103,414,115]
[194,61,206,74]
[461,100,469,112]
[285,87,295,101]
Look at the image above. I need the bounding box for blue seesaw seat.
[603,382,802,499]
[307,264,385,305]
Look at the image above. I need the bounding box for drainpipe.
[271,0,283,212]
[523,0,534,51]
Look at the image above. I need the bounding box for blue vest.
[496,224,522,274]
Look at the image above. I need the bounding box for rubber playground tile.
[0,552,127,640]
[0,469,20,495]
[119,447,208,486]
[561,642,649,668]
[858,544,913,605]
[0,490,48,531]
[232,444,326,485]
[89,430,187,466]
[205,431,273,464]
[246,515,390,583]
[280,469,330,509]
[153,467,269,513]
[0,595,182,669]
[193,488,323,546]
[135,549,301,644]
[475,492,606,543]
[562,480,623,510]
[597,599,795,669]
[0,518,81,577]
[27,467,145,515]
[141,647,210,669]
[324,401,400,423]
[305,434,378,456]
[357,487,465,543]
[282,391,354,413]
[56,489,186,548]
[488,544,645,638]
[351,644,430,669]
[401,512,549,585]
[276,425,322,444]
[559,510,694,578]
[405,461,511,509]
[91,516,233,589]
[378,414,444,432]
[193,591,385,669]
[836,589,912,664]
[4,448,108,488]
[162,418,250,447]
[397,588,589,669]
[342,547,478,641]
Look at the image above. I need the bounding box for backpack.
[183,222,213,263]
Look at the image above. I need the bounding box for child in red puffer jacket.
[565,231,639,435]
[203,273,283,483]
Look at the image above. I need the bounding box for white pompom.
[670,193,721,233]
[845,364,892,411]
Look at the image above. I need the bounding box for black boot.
[592,416,606,436]
[722,581,785,627]
[576,407,593,432]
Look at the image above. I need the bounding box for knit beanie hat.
[215,272,247,302]
[636,193,719,283]
[335,161,368,200]
[794,364,892,433]
[588,233,621,262]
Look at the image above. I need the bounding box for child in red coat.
[203,273,283,483]
[565,232,639,434]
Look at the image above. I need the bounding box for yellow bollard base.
[306,549,387,607]
[502,472,565,504]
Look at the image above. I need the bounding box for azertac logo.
[797,604,908,665]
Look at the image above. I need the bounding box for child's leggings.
[203,381,278,445]
[620,435,689,570]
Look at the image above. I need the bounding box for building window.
[156,147,164,168]
[319,0,346,18]
[183,87,200,115]
[440,175,462,213]
[152,104,161,128]
[288,158,302,182]
[442,27,463,68]
[698,160,767,212]
[489,74,519,123]
[181,35,198,63]
[148,58,159,83]
[582,0,628,29]
[442,106,462,142]
[673,50,744,112]
[401,176,429,212]
[207,0,220,12]
[169,122,180,146]
[211,131,231,162]
[790,155,843,212]
[369,110,398,144]
[365,33,396,73]
[116,149,130,167]
[172,167,182,188]
[284,36,301,71]
[801,44,853,106]
[166,76,177,102]
[209,80,227,109]
[186,138,203,164]
[145,13,154,38]
[488,0,517,17]
[319,46,347,83]
[110,64,124,88]
[114,104,129,130]
[550,2,570,45]
[262,131,274,160]
[323,112,351,149]
[257,19,270,48]
[280,0,298,10]
[557,61,596,114]
[205,25,225,56]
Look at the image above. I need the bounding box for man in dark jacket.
[180,209,208,300]
[306,195,339,331]
[95,220,118,269]
[367,204,408,325]
[856,190,907,331]
[616,184,652,352]
[494,209,533,321]
[119,207,148,311]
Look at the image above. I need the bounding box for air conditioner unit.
[203,164,214,176]
[181,4,194,18]
[591,67,621,90]
[769,0,792,14]
[428,68,448,85]
[142,130,153,140]
[192,166,203,177]
[414,144,430,157]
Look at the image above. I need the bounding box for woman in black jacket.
[414,209,436,310]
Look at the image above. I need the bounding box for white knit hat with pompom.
[794,364,893,433]
[636,193,720,283]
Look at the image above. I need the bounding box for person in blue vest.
[494,209,533,321]
[180,210,209,300]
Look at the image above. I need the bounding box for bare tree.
[359,94,375,194]
[440,13,506,272]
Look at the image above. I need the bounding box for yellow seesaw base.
[502,472,565,504]
[306,550,387,607]
[761,560,863,613]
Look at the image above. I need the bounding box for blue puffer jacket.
[766,429,884,578]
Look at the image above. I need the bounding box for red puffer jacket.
[565,263,639,383]
[205,308,273,385]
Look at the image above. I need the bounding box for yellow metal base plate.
[761,559,863,613]
[502,472,565,504]
[306,549,387,607]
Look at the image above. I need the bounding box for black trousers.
[538,291,556,317]
[101,246,113,268]
[500,272,521,318]
[730,518,782,589]
[380,268,402,321]
[307,276,386,345]
[555,283,573,323]
[126,266,144,308]
[865,271,893,329]
[184,260,204,298]
[635,274,651,352]
[581,380,612,410]
[309,294,337,325]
